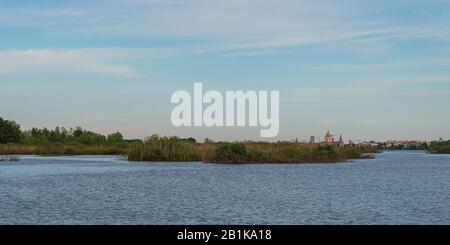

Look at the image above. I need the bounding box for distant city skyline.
[1,0,450,141]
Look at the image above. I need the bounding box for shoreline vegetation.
[428,145,450,154]
[1,116,447,163]
[0,116,378,163]
[127,136,378,163]
[0,135,378,164]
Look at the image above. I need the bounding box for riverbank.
[0,144,127,156]
[1,141,378,164]
[0,116,377,163]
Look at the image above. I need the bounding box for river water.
[0,151,449,224]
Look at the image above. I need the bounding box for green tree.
[0,117,22,143]
[107,132,124,144]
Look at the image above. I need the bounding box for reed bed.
[127,135,200,161]
[127,136,374,163]
[0,144,126,155]
[1,136,376,163]
[429,145,450,154]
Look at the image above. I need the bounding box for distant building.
[322,130,346,146]
[324,130,334,144]
[310,136,315,144]
[338,134,345,147]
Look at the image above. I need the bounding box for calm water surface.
[1,151,449,224]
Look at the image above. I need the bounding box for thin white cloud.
[221,50,273,58]
[80,0,450,52]
[0,48,173,77]
[309,58,450,72]
[2,0,449,55]
[28,8,90,18]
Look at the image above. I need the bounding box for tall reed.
[127,135,201,161]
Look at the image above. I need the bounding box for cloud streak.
[0,48,176,77]
[2,0,449,54]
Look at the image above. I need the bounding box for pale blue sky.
[1,0,450,141]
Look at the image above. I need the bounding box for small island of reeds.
[429,141,450,154]
[126,135,377,163]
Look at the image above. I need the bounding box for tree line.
[0,116,129,146]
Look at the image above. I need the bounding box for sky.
[1,0,450,142]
